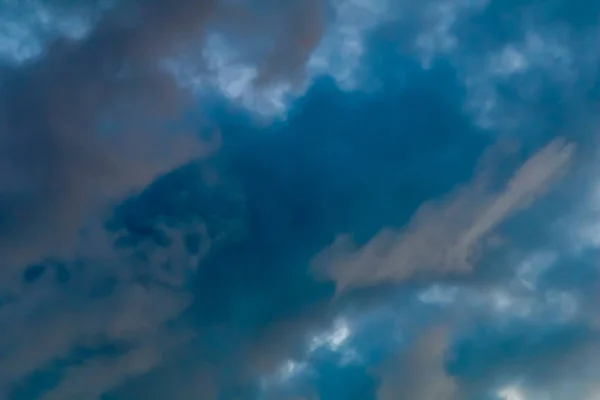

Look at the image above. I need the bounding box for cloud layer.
[1,0,600,399]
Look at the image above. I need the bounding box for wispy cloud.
[313,138,575,293]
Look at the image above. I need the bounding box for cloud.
[1,0,599,397]
[108,357,218,400]
[373,320,600,400]
[376,326,458,400]
[0,0,220,271]
[447,322,600,399]
[0,0,328,272]
[37,329,188,400]
[313,138,575,293]
[371,295,600,400]
[0,153,330,398]
[91,44,546,397]
[0,269,193,394]
[97,57,484,396]
[0,158,253,397]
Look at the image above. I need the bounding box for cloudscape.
[1,0,600,399]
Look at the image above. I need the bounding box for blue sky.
[1,0,600,399]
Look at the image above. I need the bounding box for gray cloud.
[109,357,219,400]
[2,1,597,397]
[376,326,458,400]
[0,0,220,271]
[0,1,331,395]
[0,266,192,392]
[450,324,600,399]
[39,329,189,400]
[0,0,327,272]
[313,138,575,293]
[0,158,250,396]
[374,321,600,400]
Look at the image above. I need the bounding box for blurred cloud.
[0,0,219,270]
[0,0,329,271]
[0,0,115,64]
[448,323,600,399]
[376,326,457,400]
[1,0,600,398]
[313,138,574,293]
[0,161,241,398]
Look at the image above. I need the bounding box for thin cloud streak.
[313,138,575,293]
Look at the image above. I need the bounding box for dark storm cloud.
[0,0,328,271]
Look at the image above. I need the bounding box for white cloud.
[308,0,392,89]
[515,251,557,291]
[410,0,489,67]
[309,317,351,352]
[0,0,113,64]
[464,29,576,129]
[418,284,459,305]
[306,316,361,364]
[497,384,526,400]
[166,0,397,117]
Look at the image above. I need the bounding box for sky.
[0,0,600,399]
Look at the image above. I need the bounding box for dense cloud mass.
[0,0,600,399]
[0,0,325,270]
